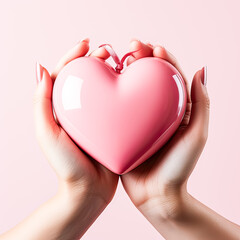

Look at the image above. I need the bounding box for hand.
[121,40,240,240]
[1,39,120,240]
[34,38,118,203]
[121,39,210,219]
[32,38,119,239]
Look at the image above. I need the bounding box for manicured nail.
[158,44,165,48]
[155,45,165,52]
[146,42,153,47]
[77,38,90,44]
[201,66,207,86]
[36,62,43,84]
[130,38,141,43]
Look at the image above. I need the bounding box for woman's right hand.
[120,40,240,240]
[121,39,210,220]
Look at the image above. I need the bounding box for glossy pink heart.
[52,56,187,174]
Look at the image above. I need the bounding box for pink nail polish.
[201,66,207,86]
[36,62,43,84]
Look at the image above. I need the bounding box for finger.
[88,46,111,60]
[34,63,61,143]
[163,67,209,184]
[51,38,90,81]
[145,42,154,49]
[185,66,210,144]
[34,63,92,180]
[126,55,136,66]
[127,41,154,65]
[126,39,153,66]
[153,45,191,102]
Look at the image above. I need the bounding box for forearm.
[0,182,106,240]
[139,190,240,240]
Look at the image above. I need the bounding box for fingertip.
[153,45,167,58]
[146,42,154,49]
[34,65,60,137]
[89,46,111,60]
[36,62,43,85]
[129,39,153,59]
[37,66,53,99]
[130,38,140,43]
[191,69,209,104]
[75,40,90,54]
[153,45,178,67]
[51,40,90,81]
[153,45,191,100]
[126,56,136,66]
[186,68,210,141]
[76,38,90,45]
[81,37,90,43]
[129,39,142,51]
[201,66,207,86]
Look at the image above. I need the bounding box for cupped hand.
[121,39,210,218]
[34,38,118,205]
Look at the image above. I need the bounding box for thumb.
[34,63,60,143]
[186,66,210,145]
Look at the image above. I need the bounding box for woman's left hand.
[32,38,119,239]
[34,39,119,204]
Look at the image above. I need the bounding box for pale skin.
[0,39,118,240]
[122,40,240,240]
[0,38,240,240]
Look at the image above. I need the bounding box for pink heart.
[52,56,187,174]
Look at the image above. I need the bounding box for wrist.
[137,184,190,221]
[57,180,108,212]
[138,187,240,240]
[0,180,108,240]
[49,180,108,239]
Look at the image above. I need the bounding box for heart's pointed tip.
[104,165,125,175]
[100,159,132,175]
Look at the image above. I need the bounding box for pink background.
[0,0,240,239]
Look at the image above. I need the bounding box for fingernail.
[201,66,207,86]
[77,38,90,44]
[36,62,43,84]
[130,38,141,43]
[146,42,153,47]
[155,45,165,52]
[157,44,165,48]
